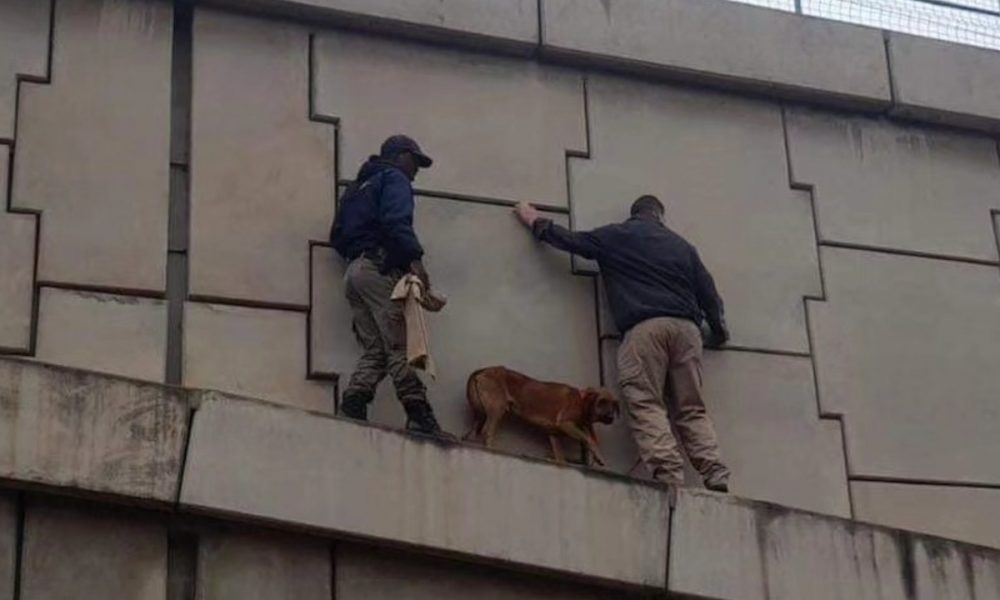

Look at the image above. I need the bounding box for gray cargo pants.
[342,257,426,405]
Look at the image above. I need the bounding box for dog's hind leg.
[482,409,505,449]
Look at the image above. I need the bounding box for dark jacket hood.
[356,155,399,182]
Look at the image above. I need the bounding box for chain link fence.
[730,0,1000,50]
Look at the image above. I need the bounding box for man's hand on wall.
[514,201,540,229]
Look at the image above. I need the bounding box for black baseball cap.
[380,134,433,168]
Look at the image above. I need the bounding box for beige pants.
[617,317,728,486]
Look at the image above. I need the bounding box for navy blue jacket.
[533,216,726,335]
[330,157,424,272]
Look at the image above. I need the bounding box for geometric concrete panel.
[598,340,850,516]
[180,394,671,589]
[0,0,51,141]
[311,198,599,459]
[190,9,335,307]
[0,494,15,600]
[314,32,586,207]
[0,358,188,502]
[213,0,538,50]
[809,248,1000,483]
[0,146,35,351]
[184,302,334,413]
[21,501,168,600]
[669,490,909,600]
[853,481,1000,550]
[787,109,1000,261]
[197,530,331,600]
[541,0,891,108]
[889,33,1000,132]
[11,0,171,292]
[33,287,167,383]
[336,544,635,599]
[571,75,821,353]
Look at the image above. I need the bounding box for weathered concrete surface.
[0,0,50,141]
[853,481,1000,549]
[180,394,670,588]
[541,0,890,107]
[571,75,821,352]
[598,339,849,516]
[190,9,334,307]
[11,0,171,292]
[787,108,1000,261]
[314,31,586,207]
[0,494,15,600]
[0,358,188,502]
[21,501,168,600]
[198,529,331,600]
[312,198,599,459]
[33,287,167,383]
[809,248,1000,484]
[911,536,1000,600]
[336,544,636,599]
[669,489,910,600]
[889,33,1000,132]
[0,145,35,351]
[184,302,334,413]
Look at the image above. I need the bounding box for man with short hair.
[331,134,450,438]
[514,195,730,491]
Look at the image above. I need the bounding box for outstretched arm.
[514,202,603,260]
[692,248,728,347]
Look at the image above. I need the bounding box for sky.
[730,0,1000,50]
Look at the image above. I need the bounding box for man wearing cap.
[514,195,731,492]
[331,135,450,438]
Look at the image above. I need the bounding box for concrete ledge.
[540,0,891,109]
[0,358,189,503]
[888,33,1000,132]
[204,0,539,54]
[669,489,1000,599]
[179,393,670,590]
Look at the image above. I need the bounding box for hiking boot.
[339,390,372,421]
[703,467,730,493]
[403,401,455,440]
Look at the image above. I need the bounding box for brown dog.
[463,366,620,466]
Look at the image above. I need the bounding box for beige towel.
[390,275,446,379]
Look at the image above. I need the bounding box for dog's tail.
[462,369,488,441]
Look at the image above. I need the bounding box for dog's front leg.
[558,423,607,467]
[548,436,566,464]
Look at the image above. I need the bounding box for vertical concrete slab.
[809,247,1000,483]
[184,302,334,413]
[21,501,167,600]
[189,9,335,307]
[853,481,1000,549]
[33,287,167,383]
[541,0,891,107]
[669,490,909,600]
[0,493,16,600]
[599,338,849,516]
[0,358,188,502]
[570,75,821,353]
[180,394,671,588]
[0,0,50,140]
[888,33,1000,132]
[197,530,331,600]
[314,31,586,207]
[787,108,1000,261]
[11,0,171,292]
[911,537,1000,600]
[0,146,36,350]
[312,198,599,459]
[336,543,635,599]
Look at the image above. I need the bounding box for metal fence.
[730,0,1000,50]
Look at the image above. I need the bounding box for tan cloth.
[390,274,443,379]
[616,316,728,486]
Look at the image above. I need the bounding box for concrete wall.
[2,0,1000,593]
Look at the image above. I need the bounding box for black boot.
[340,389,372,421]
[403,401,454,440]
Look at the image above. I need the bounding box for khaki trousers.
[342,257,426,405]
[616,316,728,485]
